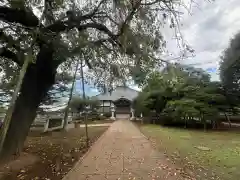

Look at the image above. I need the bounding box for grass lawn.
[140,124,240,180]
[0,126,108,180]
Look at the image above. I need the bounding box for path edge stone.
[62,125,111,180]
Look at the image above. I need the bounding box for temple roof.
[94,86,139,101]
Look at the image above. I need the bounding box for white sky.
[164,0,240,81]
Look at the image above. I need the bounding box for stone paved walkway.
[63,120,183,180]
[79,123,112,128]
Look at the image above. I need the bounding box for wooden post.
[102,100,104,113]
[224,112,231,128]
[63,59,80,130]
[0,55,30,155]
[80,59,89,147]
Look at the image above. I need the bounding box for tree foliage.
[0,60,75,106]
[0,0,203,159]
[220,31,240,106]
[134,64,232,130]
[0,0,194,109]
[69,96,100,113]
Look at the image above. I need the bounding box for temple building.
[94,86,139,119]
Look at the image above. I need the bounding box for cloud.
[129,85,141,91]
[165,0,240,81]
[206,67,217,73]
[74,80,99,97]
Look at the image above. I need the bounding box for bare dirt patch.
[0,126,108,180]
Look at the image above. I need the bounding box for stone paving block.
[123,170,182,180]
[123,147,162,159]
[90,144,113,158]
[105,174,124,180]
[78,157,124,175]
[123,170,166,180]
[109,150,124,159]
[78,174,121,180]
[63,120,182,180]
[123,157,181,180]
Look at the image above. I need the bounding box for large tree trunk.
[0,56,30,156]
[0,45,56,161]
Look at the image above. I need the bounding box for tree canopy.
[133,64,231,130]
[0,0,194,95]
[69,96,100,113]
[220,31,240,107]
[0,0,201,160]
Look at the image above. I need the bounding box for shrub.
[103,112,111,117]
[99,115,107,120]
[88,111,100,120]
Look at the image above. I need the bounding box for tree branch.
[0,1,139,52]
[0,6,39,27]
[93,13,119,26]
[78,23,116,39]
[91,0,106,15]
[118,0,141,36]
[140,0,162,6]
[45,0,106,33]
[45,0,140,39]
[0,30,21,51]
[92,38,118,54]
[0,48,22,66]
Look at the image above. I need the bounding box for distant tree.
[85,65,127,94]
[164,99,199,127]
[69,96,99,114]
[220,31,240,107]
[132,92,151,116]
[88,99,100,112]
[69,96,87,115]
[134,65,230,130]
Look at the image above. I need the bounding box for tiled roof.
[94,86,139,101]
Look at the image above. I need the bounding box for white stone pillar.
[130,108,135,120]
[110,104,116,120]
[43,118,49,133]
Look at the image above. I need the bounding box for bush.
[103,112,111,117]
[147,114,174,125]
[99,115,107,120]
[73,116,84,121]
[88,111,100,120]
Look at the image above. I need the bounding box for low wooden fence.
[31,115,69,132]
